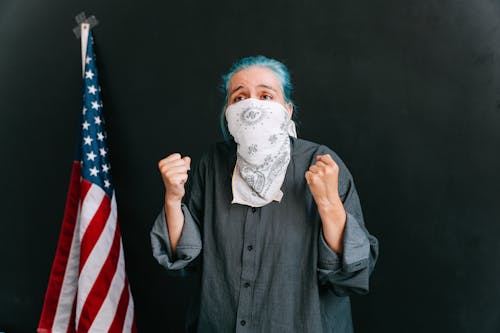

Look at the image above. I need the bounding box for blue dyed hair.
[219,55,295,142]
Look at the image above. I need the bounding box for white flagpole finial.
[80,23,90,77]
[73,11,99,38]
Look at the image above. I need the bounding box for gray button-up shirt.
[151,137,379,333]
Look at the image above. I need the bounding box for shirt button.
[247,245,253,251]
[244,282,250,288]
[251,207,257,213]
[240,320,246,326]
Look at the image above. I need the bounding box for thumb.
[305,171,311,185]
[182,156,191,170]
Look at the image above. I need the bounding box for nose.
[248,89,259,100]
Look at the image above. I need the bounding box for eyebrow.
[229,84,278,96]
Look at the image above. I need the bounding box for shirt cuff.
[318,212,370,273]
[150,203,202,271]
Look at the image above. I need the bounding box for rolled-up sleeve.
[151,149,207,277]
[150,203,202,276]
[317,212,376,296]
[316,151,379,296]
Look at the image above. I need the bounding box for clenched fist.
[305,154,347,254]
[305,154,341,208]
[158,153,191,204]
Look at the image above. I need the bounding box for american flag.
[38,29,136,333]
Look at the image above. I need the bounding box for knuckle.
[170,153,181,160]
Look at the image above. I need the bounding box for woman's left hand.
[305,154,347,253]
[305,154,343,210]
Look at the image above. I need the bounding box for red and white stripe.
[38,162,136,333]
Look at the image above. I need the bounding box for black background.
[1,0,500,332]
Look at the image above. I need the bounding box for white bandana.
[225,98,297,207]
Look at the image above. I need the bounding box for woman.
[151,56,379,333]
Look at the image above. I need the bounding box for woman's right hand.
[158,153,191,204]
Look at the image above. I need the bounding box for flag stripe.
[66,296,77,333]
[80,177,92,203]
[77,216,122,332]
[131,312,137,333]
[123,285,136,333]
[76,188,117,324]
[78,182,106,240]
[51,201,80,332]
[108,276,130,333]
[38,162,81,331]
[79,186,111,273]
[89,220,127,332]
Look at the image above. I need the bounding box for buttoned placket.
[235,206,259,332]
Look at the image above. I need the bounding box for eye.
[233,96,245,103]
[261,94,273,100]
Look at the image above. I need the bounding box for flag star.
[82,107,87,115]
[99,148,107,157]
[94,116,102,125]
[91,101,100,110]
[85,70,94,79]
[88,85,97,94]
[102,164,110,173]
[104,179,111,188]
[97,132,105,141]
[89,166,99,176]
[83,136,93,145]
[82,121,90,130]
[87,151,97,161]
[85,56,92,64]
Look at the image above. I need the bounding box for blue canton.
[79,34,113,197]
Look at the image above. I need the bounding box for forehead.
[229,66,282,91]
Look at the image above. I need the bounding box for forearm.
[318,197,347,254]
[164,198,184,255]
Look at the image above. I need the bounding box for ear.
[286,102,294,117]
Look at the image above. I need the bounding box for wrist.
[317,199,346,225]
[316,196,343,213]
[165,196,182,209]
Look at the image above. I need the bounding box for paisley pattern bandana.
[225,98,297,207]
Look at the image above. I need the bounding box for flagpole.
[80,23,90,76]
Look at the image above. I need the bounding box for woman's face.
[227,66,293,116]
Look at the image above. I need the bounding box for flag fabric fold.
[38,29,136,333]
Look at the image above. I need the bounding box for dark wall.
[1,0,499,332]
